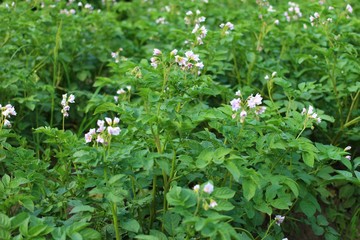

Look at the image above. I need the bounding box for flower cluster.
[85,117,121,144]
[0,104,16,128]
[301,105,321,124]
[184,10,206,25]
[61,94,75,117]
[114,86,131,103]
[309,12,320,26]
[150,48,162,69]
[192,23,208,45]
[193,182,218,210]
[284,2,302,22]
[111,48,125,63]
[344,146,352,160]
[219,22,234,35]
[275,215,285,226]
[175,50,204,74]
[230,91,266,123]
[155,17,168,25]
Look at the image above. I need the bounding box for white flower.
[247,93,263,108]
[68,94,75,103]
[265,75,269,80]
[185,51,200,62]
[113,117,120,125]
[170,49,178,56]
[235,90,241,96]
[117,88,126,95]
[314,12,320,18]
[346,4,353,14]
[230,98,241,111]
[186,10,193,15]
[203,182,214,194]
[272,72,277,77]
[274,19,279,25]
[3,119,11,127]
[85,133,93,143]
[255,106,266,115]
[275,215,285,226]
[195,62,204,69]
[344,146,352,151]
[107,126,121,136]
[153,48,162,56]
[193,184,200,192]
[209,200,218,208]
[345,155,351,160]
[240,110,247,118]
[96,135,105,143]
[105,117,113,125]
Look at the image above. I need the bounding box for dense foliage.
[0,0,359,239]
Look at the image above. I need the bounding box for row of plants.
[0,0,359,239]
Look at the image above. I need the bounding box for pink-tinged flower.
[2,104,16,118]
[113,117,120,125]
[344,146,351,151]
[3,119,11,127]
[309,16,315,22]
[153,48,162,56]
[193,184,200,193]
[68,94,75,103]
[195,62,204,69]
[346,4,353,14]
[240,110,247,118]
[107,126,121,136]
[314,12,320,18]
[175,55,188,66]
[345,155,351,160]
[209,199,218,208]
[275,215,285,226]
[247,93,263,108]
[230,98,241,111]
[97,120,105,132]
[203,182,214,194]
[96,135,105,143]
[255,106,266,115]
[197,16,206,23]
[185,51,200,62]
[85,133,93,143]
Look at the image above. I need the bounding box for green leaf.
[80,229,101,240]
[317,215,329,226]
[163,212,180,236]
[270,197,292,210]
[122,219,140,233]
[0,213,11,230]
[108,174,125,185]
[213,147,232,164]
[10,212,29,229]
[0,229,10,240]
[69,232,83,240]
[196,148,213,169]
[224,160,241,182]
[135,235,159,240]
[212,187,235,199]
[166,186,196,209]
[19,198,34,212]
[302,152,314,167]
[283,178,299,198]
[69,205,95,214]
[299,199,316,217]
[28,225,47,237]
[93,102,121,115]
[242,178,257,201]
